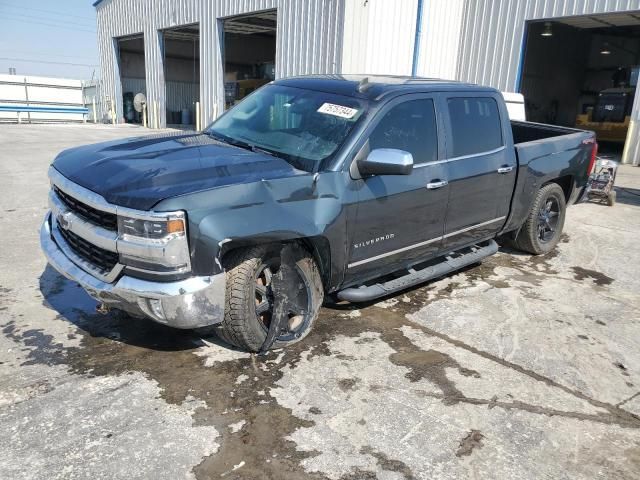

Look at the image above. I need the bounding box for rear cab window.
[446,97,503,157]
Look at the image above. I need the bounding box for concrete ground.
[1,124,639,480]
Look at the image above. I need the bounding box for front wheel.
[514,183,567,255]
[214,244,324,352]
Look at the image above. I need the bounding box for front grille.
[58,226,119,272]
[54,186,117,231]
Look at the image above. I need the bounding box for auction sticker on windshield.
[317,103,359,119]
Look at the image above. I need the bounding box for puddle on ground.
[456,430,485,457]
[388,348,480,405]
[337,378,359,391]
[571,266,614,286]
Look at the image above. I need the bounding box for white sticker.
[317,103,359,119]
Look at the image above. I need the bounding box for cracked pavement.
[1,124,640,479]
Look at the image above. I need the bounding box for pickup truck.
[41,75,597,352]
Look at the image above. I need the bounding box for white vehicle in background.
[502,92,526,121]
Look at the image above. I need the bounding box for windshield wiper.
[205,131,249,149]
[206,131,282,159]
[249,145,280,158]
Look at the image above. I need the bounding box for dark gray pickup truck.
[41,75,597,351]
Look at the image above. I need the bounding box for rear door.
[441,94,516,249]
[344,94,449,284]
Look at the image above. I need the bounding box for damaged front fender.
[154,171,352,291]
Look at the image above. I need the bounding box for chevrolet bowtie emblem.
[57,211,73,231]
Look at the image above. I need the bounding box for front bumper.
[40,212,226,329]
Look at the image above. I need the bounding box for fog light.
[148,298,166,321]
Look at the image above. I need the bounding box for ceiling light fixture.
[600,43,611,55]
[541,22,553,37]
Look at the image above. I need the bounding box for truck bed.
[511,120,583,144]
[501,120,594,236]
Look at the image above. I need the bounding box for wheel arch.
[542,174,573,203]
[512,181,567,255]
[502,178,570,242]
[219,235,332,291]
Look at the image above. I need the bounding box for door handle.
[426,180,448,189]
[497,165,514,174]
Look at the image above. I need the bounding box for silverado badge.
[353,234,395,249]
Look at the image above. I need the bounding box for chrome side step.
[337,240,499,303]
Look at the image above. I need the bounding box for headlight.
[117,215,185,240]
[116,210,191,277]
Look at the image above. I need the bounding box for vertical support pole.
[621,83,640,165]
[152,101,156,129]
[92,97,97,123]
[411,0,425,77]
[17,111,21,124]
[515,22,529,93]
[81,82,85,124]
[195,101,201,131]
[111,100,116,125]
[23,78,31,124]
[142,103,147,128]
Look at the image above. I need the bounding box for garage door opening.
[519,13,640,161]
[222,10,277,110]
[162,24,200,128]
[116,35,146,124]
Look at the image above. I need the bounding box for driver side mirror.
[357,148,414,176]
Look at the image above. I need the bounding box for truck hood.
[52,132,307,210]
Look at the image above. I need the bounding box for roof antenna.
[357,77,372,93]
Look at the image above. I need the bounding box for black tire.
[214,244,324,352]
[607,190,616,207]
[514,183,566,255]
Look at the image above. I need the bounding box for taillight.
[583,137,598,175]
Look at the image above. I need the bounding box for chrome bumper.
[40,212,226,329]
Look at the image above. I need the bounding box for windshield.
[206,84,366,172]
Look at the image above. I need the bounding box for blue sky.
[0,0,99,79]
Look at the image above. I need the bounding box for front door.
[441,95,516,249]
[344,95,449,285]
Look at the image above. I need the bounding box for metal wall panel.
[340,0,370,73]
[415,0,465,79]
[165,81,199,118]
[341,0,417,75]
[121,77,146,97]
[96,0,344,128]
[457,0,640,164]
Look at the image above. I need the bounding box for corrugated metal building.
[95,0,640,165]
[454,0,640,166]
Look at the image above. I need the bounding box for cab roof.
[274,74,498,101]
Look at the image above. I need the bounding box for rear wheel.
[607,190,616,207]
[214,244,324,352]
[514,183,566,255]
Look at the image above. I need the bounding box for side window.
[368,99,438,165]
[447,97,503,157]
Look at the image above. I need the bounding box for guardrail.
[0,74,96,124]
[0,105,89,123]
